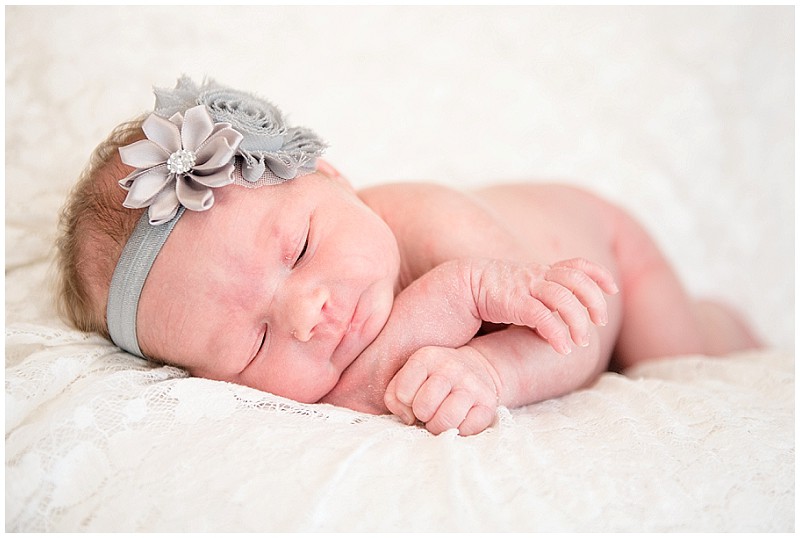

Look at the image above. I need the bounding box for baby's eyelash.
[292,223,310,268]
[247,327,268,369]
[295,235,309,266]
[258,328,268,350]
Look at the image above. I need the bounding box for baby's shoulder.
[357,181,459,201]
[358,181,616,218]
[357,181,473,218]
[475,182,606,202]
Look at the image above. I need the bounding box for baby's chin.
[355,285,395,354]
[338,280,394,357]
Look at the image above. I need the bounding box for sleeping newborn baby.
[55,77,760,435]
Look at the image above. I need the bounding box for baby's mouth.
[338,303,359,346]
[329,298,364,364]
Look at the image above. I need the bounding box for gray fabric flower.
[118,105,243,225]
[153,76,326,183]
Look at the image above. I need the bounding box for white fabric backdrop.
[5,6,795,533]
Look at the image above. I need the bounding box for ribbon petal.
[176,175,214,212]
[194,136,240,171]
[119,139,170,169]
[241,160,266,183]
[141,114,182,154]
[188,163,235,188]
[147,188,181,225]
[153,76,200,118]
[181,105,215,153]
[283,126,326,156]
[264,152,299,180]
[121,166,172,208]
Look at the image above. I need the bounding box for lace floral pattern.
[4,223,795,531]
[5,295,794,532]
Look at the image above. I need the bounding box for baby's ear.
[316,159,353,190]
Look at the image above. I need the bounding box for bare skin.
[320,181,761,434]
[131,163,761,436]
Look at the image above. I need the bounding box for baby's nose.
[290,286,330,342]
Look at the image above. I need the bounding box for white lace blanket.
[6,5,794,532]
[5,255,794,531]
[6,329,795,532]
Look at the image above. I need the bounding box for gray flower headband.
[107,77,326,358]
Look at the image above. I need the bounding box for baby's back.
[360,181,624,286]
[473,183,621,274]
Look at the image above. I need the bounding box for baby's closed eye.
[287,218,311,268]
[243,325,268,373]
[294,234,309,267]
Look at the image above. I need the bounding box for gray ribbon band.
[107,207,185,357]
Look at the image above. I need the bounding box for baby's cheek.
[246,357,339,404]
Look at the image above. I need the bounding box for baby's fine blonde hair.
[54,116,147,338]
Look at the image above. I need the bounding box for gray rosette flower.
[118,105,244,225]
[153,76,326,183]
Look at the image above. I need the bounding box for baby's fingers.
[513,293,574,354]
[458,404,497,436]
[553,258,619,296]
[529,281,591,350]
[385,360,429,425]
[424,390,472,435]
[425,391,495,436]
[545,265,609,327]
[384,378,415,426]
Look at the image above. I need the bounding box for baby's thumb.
[384,379,416,425]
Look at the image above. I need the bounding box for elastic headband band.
[107,207,184,357]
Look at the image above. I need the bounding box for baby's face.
[135,172,401,403]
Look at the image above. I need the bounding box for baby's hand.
[384,345,500,436]
[469,257,618,355]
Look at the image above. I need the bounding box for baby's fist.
[384,346,500,436]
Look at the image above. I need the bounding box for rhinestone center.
[167,149,197,174]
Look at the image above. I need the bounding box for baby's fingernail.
[399,410,415,425]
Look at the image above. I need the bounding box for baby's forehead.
[177,181,295,249]
[225,167,337,210]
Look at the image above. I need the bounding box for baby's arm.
[382,260,618,435]
[384,324,613,435]
[319,257,615,415]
